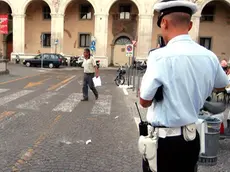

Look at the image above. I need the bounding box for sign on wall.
[126,44,133,57]
[90,40,96,52]
[0,15,8,34]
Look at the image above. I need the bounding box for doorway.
[6,33,12,60]
[113,36,131,66]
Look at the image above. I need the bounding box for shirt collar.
[167,34,192,46]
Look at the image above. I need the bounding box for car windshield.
[58,55,64,59]
[34,55,41,59]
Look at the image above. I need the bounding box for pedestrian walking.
[81,48,99,101]
[139,0,229,172]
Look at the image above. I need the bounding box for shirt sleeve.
[92,57,96,67]
[82,59,85,68]
[214,63,229,88]
[140,53,163,101]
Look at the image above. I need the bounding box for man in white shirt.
[139,0,229,171]
[81,48,99,101]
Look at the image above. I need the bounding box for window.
[200,37,212,50]
[119,5,131,19]
[43,6,51,20]
[201,5,215,21]
[79,34,91,47]
[43,54,49,59]
[34,55,41,59]
[80,5,91,19]
[51,54,59,59]
[41,33,51,47]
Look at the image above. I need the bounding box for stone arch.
[198,0,230,15]
[21,0,54,14]
[110,33,133,65]
[111,33,133,45]
[105,0,141,14]
[59,0,98,14]
[0,0,14,14]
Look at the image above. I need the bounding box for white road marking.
[134,117,140,130]
[0,88,9,94]
[52,93,81,112]
[119,85,133,89]
[123,88,128,95]
[16,92,57,110]
[78,80,83,86]
[91,94,112,115]
[55,75,76,91]
[0,90,34,106]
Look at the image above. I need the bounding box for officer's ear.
[188,21,193,31]
[161,18,168,30]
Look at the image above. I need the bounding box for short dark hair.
[84,48,90,54]
[168,12,191,27]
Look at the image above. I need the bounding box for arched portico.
[199,0,230,60]
[24,0,52,54]
[0,0,14,14]
[107,0,139,65]
[59,0,98,14]
[0,0,13,60]
[21,0,54,14]
[63,0,96,55]
[197,0,230,16]
[105,0,141,14]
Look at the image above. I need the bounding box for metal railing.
[120,59,146,98]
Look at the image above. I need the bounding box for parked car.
[57,54,68,66]
[23,53,63,68]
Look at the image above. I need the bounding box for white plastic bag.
[93,76,102,87]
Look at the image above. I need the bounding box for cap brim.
[154,1,198,14]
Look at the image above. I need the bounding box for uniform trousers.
[83,73,98,99]
[142,131,200,172]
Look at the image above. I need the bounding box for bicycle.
[114,63,126,86]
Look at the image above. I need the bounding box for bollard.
[127,66,130,86]
[132,67,137,91]
[136,70,141,98]
[125,64,128,86]
[130,66,134,86]
[128,57,131,86]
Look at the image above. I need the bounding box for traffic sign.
[54,39,58,45]
[132,40,137,46]
[90,45,96,52]
[126,44,133,57]
[91,40,96,46]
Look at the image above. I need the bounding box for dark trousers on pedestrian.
[142,131,200,172]
[83,73,98,99]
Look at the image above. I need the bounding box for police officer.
[81,48,99,101]
[139,0,229,171]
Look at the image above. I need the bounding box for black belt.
[84,73,94,75]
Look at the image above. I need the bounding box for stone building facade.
[0,0,229,67]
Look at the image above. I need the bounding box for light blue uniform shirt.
[140,34,229,127]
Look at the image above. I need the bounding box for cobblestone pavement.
[124,86,230,172]
[0,65,142,171]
